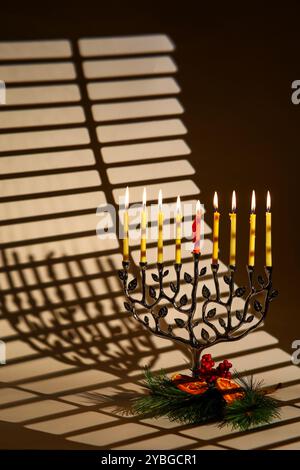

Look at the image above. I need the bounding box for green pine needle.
[130,369,281,430]
[232,370,264,392]
[221,389,280,431]
[132,368,225,425]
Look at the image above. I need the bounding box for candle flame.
[142,187,147,209]
[158,189,163,211]
[125,186,129,209]
[232,190,236,212]
[176,195,181,214]
[213,191,218,211]
[267,190,271,212]
[251,190,256,213]
[196,200,201,214]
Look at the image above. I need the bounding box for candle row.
[122,189,272,268]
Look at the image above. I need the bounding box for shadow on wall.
[0,250,160,378]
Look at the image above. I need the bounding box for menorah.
[119,188,278,377]
[119,258,277,377]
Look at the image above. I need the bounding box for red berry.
[223,359,232,368]
[202,354,212,361]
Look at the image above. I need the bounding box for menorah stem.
[211,263,220,300]
[140,262,147,302]
[191,348,201,377]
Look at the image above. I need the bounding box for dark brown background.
[0,0,299,447]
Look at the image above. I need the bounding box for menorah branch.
[119,259,278,375]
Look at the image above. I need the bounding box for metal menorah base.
[119,254,278,377]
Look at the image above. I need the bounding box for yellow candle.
[229,190,237,267]
[212,192,220,264]
[248,190,256,267]
[123,186,129,262]
[175,195,182,264]
[157,189,164,264]
[266,190,272,267]
[140,188,147,263]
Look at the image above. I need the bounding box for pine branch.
[221,389,280,431]
[132,369,225,424]
[131,369,281,430]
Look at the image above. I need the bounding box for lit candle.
[193,200,201,254]
[266,191,272,267]
[229,190,237,267]
[157,189,164,264]
[175,196,182,264]
[212,192,220,264]
[123,186,129,262]
[140,188,147,263]
[248,190,256,267]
